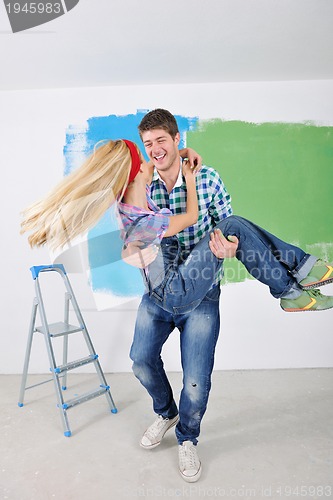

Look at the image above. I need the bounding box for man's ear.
[174,132,180,146]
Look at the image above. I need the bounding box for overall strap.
[124,215,148,242]
[123,215,152,291]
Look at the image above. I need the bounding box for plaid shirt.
[149,164,233,257]
[118,195,172,248]
[118,164,232,285]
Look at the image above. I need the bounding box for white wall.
[1,79,333,374]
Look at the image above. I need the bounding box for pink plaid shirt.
[118,189,172,248]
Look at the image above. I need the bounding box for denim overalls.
[127,214,317,315]
[125,216,222,315]
[148,235,223,314]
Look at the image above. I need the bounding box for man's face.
[141,128,180,174]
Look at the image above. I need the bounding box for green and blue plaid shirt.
[148,164,233,258]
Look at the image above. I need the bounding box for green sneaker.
[280,289,333,312]
[300,260,333,289]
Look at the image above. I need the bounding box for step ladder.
[18,264,117,436]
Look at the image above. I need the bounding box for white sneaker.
[140,415,179,449]
[178,440,202,482]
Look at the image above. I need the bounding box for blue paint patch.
[64,111,198,300]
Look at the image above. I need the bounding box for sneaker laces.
[307,289,323,298]
[179,441,200,470]
[144,415,169,440]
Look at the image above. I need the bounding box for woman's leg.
[216,215,317,298]
[150,215,325,313]
[155,235,223,314]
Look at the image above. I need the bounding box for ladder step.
[62,385,110,410]
[36,322,84,337]
[53,354,98,374]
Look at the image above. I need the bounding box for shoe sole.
[301,277,333,289]
[179,463,202,483]
[140,416,179,450]
[281,304,333,312]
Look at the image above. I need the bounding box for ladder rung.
[62,385,110,410]
[24,374,66,391]
[36,322,84,337]
[53,354,98,374]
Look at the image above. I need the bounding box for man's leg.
[130,293,179,448]
[174,286,221,482]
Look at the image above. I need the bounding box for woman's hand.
[182,159,196,179]
[146,160,155,184]
[179,148,202,173]
[121,241,159,268]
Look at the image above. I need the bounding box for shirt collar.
[151,161,184,189]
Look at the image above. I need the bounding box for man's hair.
[138,109,179,139]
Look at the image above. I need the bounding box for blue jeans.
[132,215,317,445]
[130,285,221,445]
[147,215,317,314]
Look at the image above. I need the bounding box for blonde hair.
[21,139,137,249]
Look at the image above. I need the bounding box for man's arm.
[205,167,238,258]
[207,168,233,224]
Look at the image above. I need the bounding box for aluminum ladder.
[18,264,117,436]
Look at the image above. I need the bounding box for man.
[129,108,235,482]
[126,109,333,483]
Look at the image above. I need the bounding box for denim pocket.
[165,273,190,295]
[172,298,203,315]
[202,285,221,302]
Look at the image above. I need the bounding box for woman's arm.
[163,160,198,237]
[121,162,198,268]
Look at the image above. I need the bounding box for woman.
[21,139,333,313]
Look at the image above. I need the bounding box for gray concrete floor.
[1,369,332,500]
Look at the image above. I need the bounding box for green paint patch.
[188,120,333,284]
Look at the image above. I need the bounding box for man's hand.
[121,241,159,268]
[209,228,239,259]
